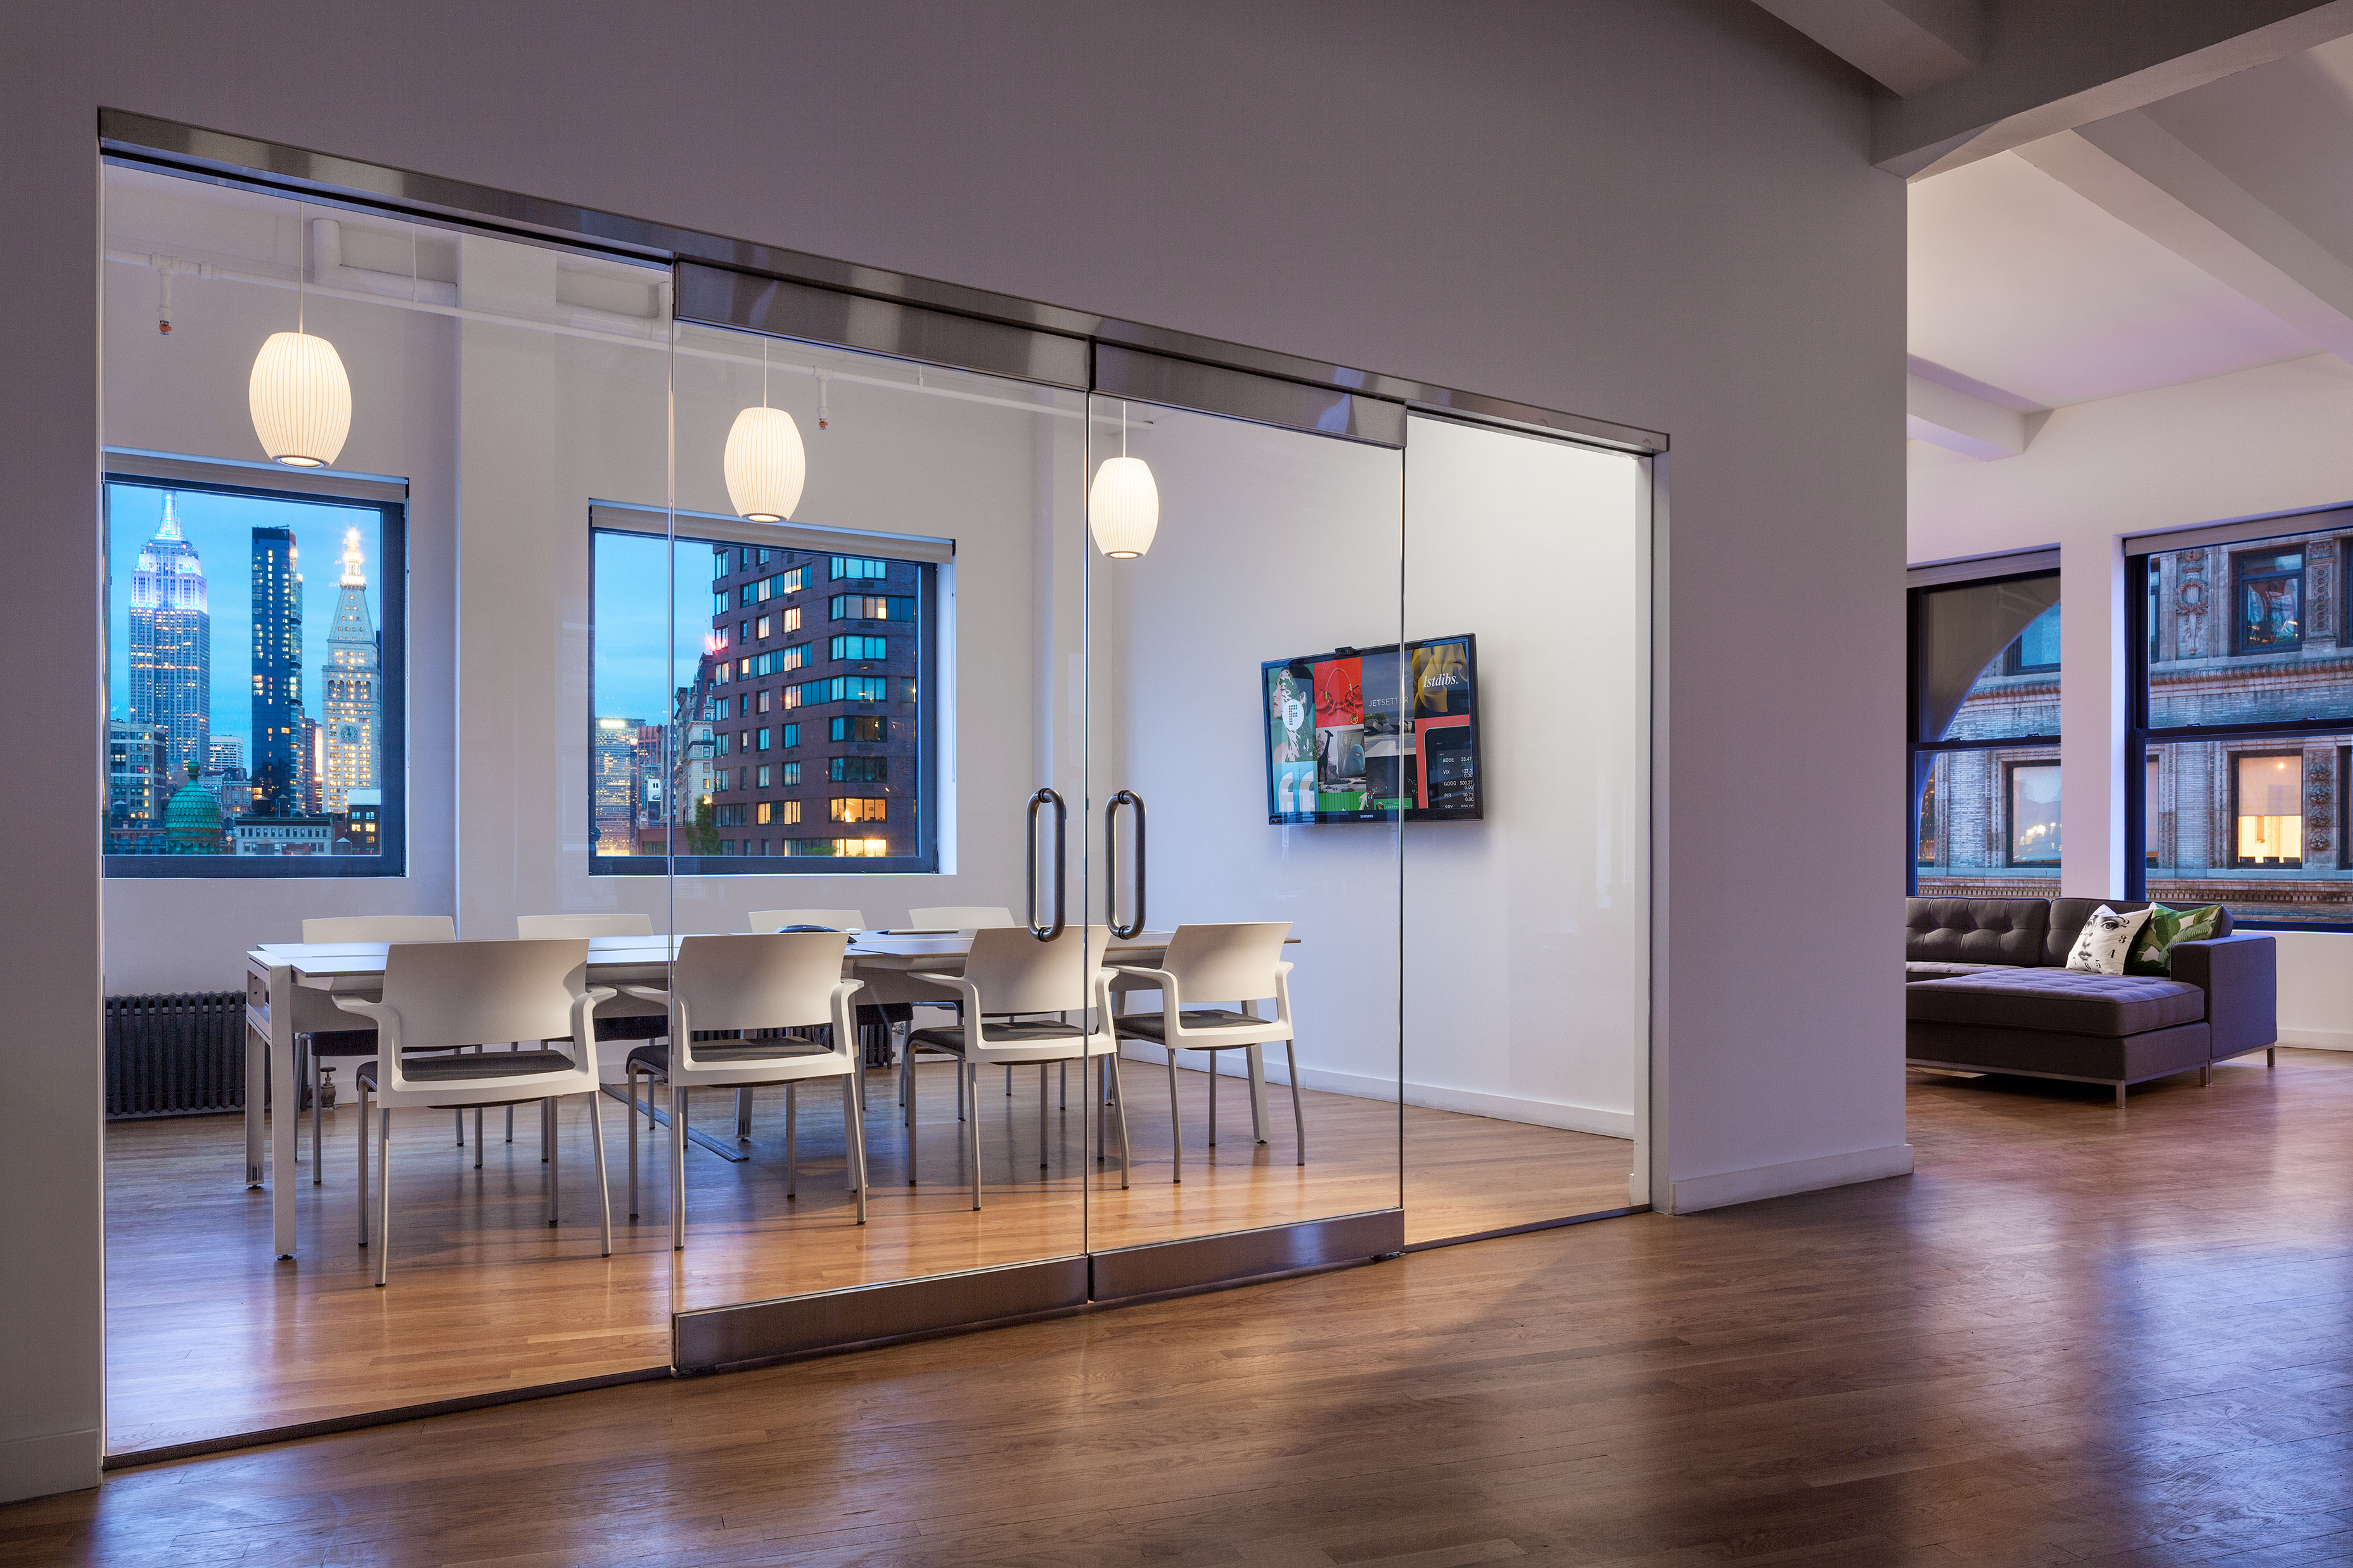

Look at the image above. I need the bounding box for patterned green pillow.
[2127,904,2224,976]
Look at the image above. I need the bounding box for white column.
[2060,537,2127,899]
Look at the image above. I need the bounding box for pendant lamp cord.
[761,338,769,409]
[295,199,305,335]
[1120,400,1128,457]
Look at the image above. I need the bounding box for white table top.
[247,930,1198,979]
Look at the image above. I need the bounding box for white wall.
[0,0,1905,1500]
[1910,350,2353,1028]
[1401,416,1650,1138]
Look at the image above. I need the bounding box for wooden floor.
[102,1059,1633,1453]
[23,1048,2353,1566]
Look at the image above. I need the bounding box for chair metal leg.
[845,1074,868,1224]
[547,1097,560,1226]
[967,1061,984,1211]
[1165,1050,1184,1184]
[356,1077,370,1246]
[374,1107,393,1287]
[627,1063,641,1219]
[456,1106,464,1147]
[473,1107,484,1168]
[541,1096,552,1163]
[1285,1040,1307,1166]
[786,1082,799,1199]
[1040,1063,1049,1171]
[587,1088,612,1258]
[1096,1057,1108,1164]
[506,1103,514,1143]
[736,1085,753,1141]
[1059,1059,1067,1109]
[1108,1052,1132,1190]
[1005,1063,1012,1097]
[1208,1049,1219,1147]
[310,1043,323,1185]
[906,1052,920,1186]
[671,1085,688,1251]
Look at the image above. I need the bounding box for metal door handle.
[1106,791,1146,940]
[1026,787,1067,941]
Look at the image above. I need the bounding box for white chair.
[332,939,613,1286]
[905,905,1018,931]
[1111,922,1301,1183]
[617,933,869,1247]
[906,926,1129,1208]
[516,912,655,938]
[748,908,865,932]
[295,915,457,1180]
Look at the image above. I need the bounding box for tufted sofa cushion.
[1906,898,2050,968]
[1906,968,2207,1036]
[2046,897,2234,968]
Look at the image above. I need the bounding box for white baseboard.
[0,1428,98,1503]
[1667,1142,1914,1215]
[1115,1044,1635,1138]
[2278,1029,2353,1052]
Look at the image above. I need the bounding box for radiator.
[106,991,247,1119]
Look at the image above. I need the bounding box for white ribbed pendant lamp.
[249,201,352,468]
[724,340,807,523]
[1089,402,1158,559]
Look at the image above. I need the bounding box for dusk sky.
[106,481,385,757]
[593,528,719,727]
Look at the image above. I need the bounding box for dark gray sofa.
[1906,897,2277,1106]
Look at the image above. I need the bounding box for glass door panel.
[664,321,1088,1316]
[1081,393,1404,1258]
[1399,414,1651,1240]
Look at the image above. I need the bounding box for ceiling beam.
[2014,110,2353,366]
[1750,0,1981,95]
[1871,0,2353,179]
[1907,373,2039,460]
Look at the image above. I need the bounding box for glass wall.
[1911,570,2063,894]
[2136,520,2353,924]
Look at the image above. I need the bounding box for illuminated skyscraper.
[250,525,305,812]
[320,526,380,813]
[593,717,640,855]
[127,493,210,774]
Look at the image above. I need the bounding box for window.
[2006,762,2061,866]
[593,521,934,873]
[2233,549,2304,654]
[831,593,916,621]
[1907,568,2061,893]
[788,675,889,707]
[105,474,405,877]
[831,635,888,662]
[2133,522,2353,926]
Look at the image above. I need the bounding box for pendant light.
[248,201,353,468]
[724,339,807,523]
[1089,401,1159,559]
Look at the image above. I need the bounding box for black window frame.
[1905,565,2063,896]
[103,471,409,880]
[587,514,939,877]
[2229,546,2304,656]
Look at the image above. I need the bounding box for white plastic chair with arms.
[906,925,1128,1208]
[1111,921,1300,1183]
[295,915,457,1180]
[617,932,870,1248]
[333,938,612,1286]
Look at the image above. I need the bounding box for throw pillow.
[2066,905,2155,976]
[2127,903,2224,976]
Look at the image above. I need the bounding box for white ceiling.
[1909,32,2353,449]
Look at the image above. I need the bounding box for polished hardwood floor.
[102,1059,1634,1453]
[22,1048,2351,1565]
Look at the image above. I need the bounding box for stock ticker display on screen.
[1262,635,1482,824]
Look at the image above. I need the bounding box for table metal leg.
[1246,1040,1271,1143]
[269,964,297,1257]
[244,985,267,1188]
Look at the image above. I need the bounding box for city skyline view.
[591,528,714,729]
[106,482,385,763]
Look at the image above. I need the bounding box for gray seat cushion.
[1905,960,2007,982]
[357,1049,578,1088]
[907,1020,1085,1052]
[625,1038,830,1076]
[1113,1009,1269,1042]
[1906,970,2206,1037]
[1907,898,2049,967]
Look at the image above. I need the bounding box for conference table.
[240,929,1274,1259]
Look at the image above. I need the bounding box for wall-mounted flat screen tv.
[1262,635,1482,823]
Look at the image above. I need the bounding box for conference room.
[97,145,1653,1458]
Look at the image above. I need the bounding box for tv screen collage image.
[1264,635,1480,824]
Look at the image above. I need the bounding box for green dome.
[165,778,224,852]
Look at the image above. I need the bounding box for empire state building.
[127,493,210,774]
[321,526,380,812]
